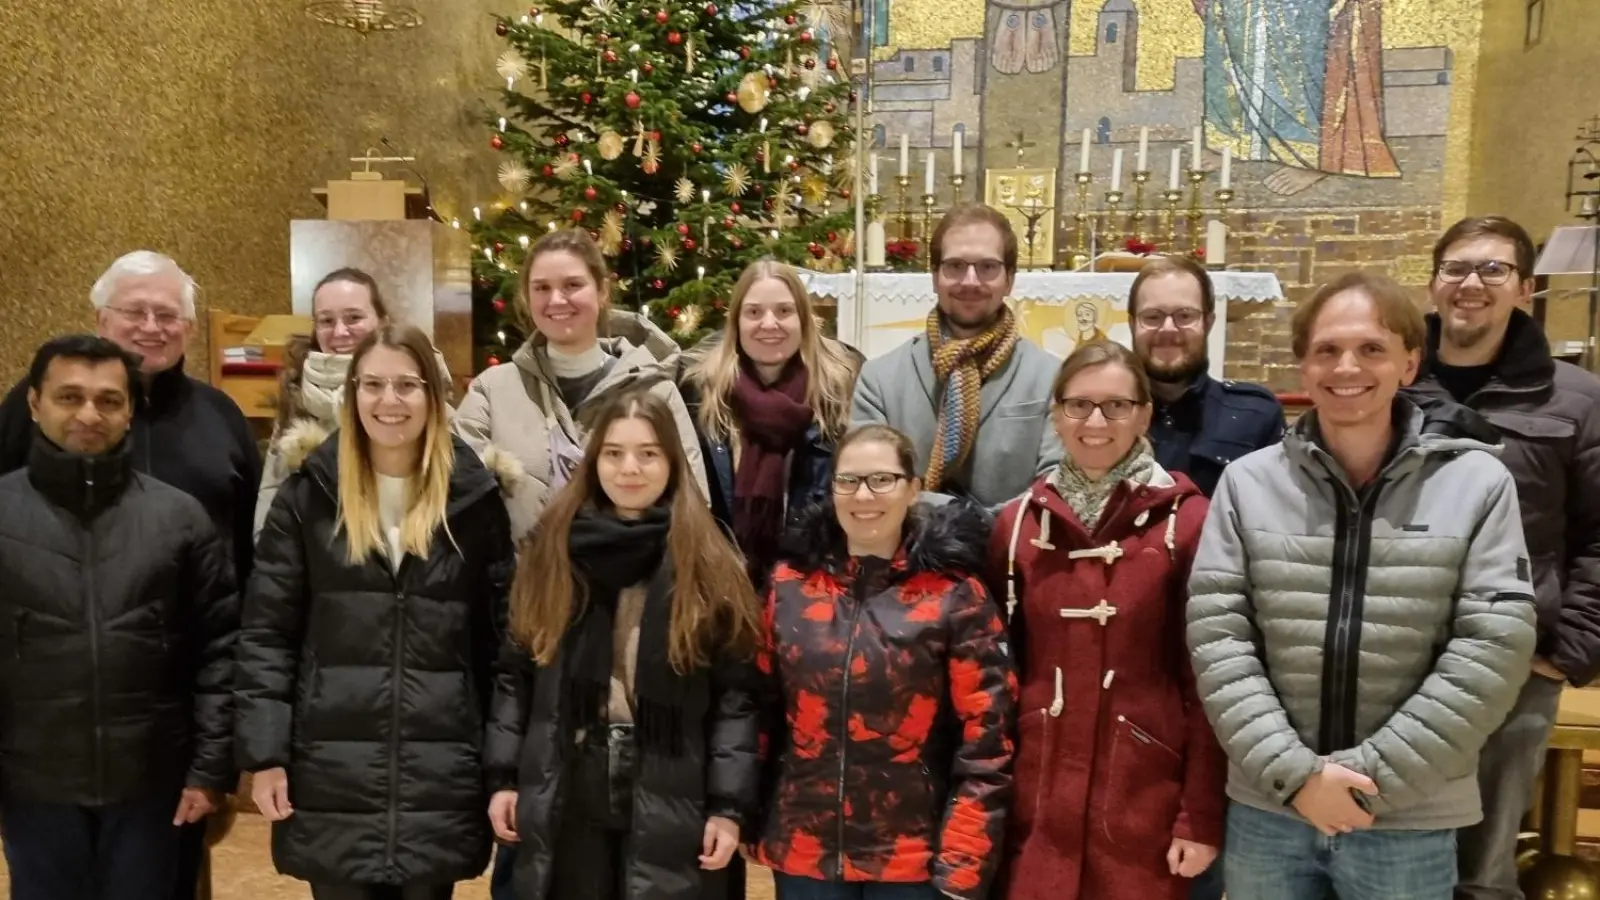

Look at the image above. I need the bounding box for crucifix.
[349,148,416,175]
[1060,600,1118,626]
[1007,129,1037,168]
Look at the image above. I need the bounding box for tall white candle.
[1079,128,1091,173]
[1137,126,1149,171]
[869,153,880,195]
[1192,126,1203,165]
[899,134,909,177]
[924,152,936,195]
[953,130,963,175]
[1220,146,1233,190]
[1168,148,1182,190]
[1110,148,1123,192]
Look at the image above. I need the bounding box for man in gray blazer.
[850,204,1061,510]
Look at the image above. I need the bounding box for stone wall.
[1218,208,1442,393]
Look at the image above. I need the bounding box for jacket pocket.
[1483,410,1577,443]
[1100,714,1183,851]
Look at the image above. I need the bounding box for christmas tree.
[470,0,858,365]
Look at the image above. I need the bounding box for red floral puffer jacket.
[755,500,1018,900]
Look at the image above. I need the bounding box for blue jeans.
[1,793,181,900]
[1189,854,1225,900]
[772,873,942,900]
[1224,803,1456,900]
[488,844,516,900]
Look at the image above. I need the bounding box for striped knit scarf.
[924,305,1019,492]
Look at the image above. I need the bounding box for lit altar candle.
[1079,128,1091,173]
[1137,126,1149,171]
[869,153,879,195]
[1110,148,1123,192]
[1192,126,1203,165]
[953,130,963,175]
[1168,148,1182,189]
[924,152,935,195]
[900,134,910,177]
[1220,146,1233,190]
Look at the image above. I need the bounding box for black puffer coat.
[483,550,762,900]
[237,422,517,886]
[0,434,238,806]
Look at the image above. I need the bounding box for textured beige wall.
[0,2,504,382]
[1467,0,1600,345]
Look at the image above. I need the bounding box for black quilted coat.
[236,423,516,886]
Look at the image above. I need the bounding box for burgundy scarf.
[728,357,813,578]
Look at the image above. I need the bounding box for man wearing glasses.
[851,203,1062,510]
[0,251,260,900]
[1130,255,1285,502]
[1403,216,1600,900]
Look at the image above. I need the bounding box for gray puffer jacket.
[1187,397,1537,830]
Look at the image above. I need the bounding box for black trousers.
[310,885,455,900]
[1,794,181,900]
[172,819,207,900]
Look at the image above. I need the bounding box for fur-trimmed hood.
[277,420,524,497]
[775,495,992,579]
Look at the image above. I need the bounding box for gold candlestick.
[895,174,913,242]
[1162,188,1184,253]
[1070,172,1093,270]
[920,194,937,263]
[1185,168,1210,253]
[1131,171,1151,243]
[1103,189,1124,247]
[949,172,966,206]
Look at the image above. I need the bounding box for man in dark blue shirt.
[1130,255,1285,500]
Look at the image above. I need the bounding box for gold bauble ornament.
[737,71,770,113]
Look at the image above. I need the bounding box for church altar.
[800,270,1285,379]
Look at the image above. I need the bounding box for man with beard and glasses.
[851,203,1062,511]
[1130,256,1285,501]
[1402,216,1600,900]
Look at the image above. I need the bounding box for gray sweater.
[1187,398,1537,830]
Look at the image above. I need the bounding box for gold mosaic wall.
[1467,0,1600,346]
[0,1,506,382]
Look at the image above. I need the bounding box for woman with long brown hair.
[484,389,762,900]
[237,324,516,900]
[678,258,861,585]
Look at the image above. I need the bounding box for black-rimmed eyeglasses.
[1056,398,1141,420]
[832,472,908,494]
[1436,260,1519,286]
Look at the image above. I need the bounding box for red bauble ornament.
[653,279,666,289]
[729,202,742,214]
[713,299,725,310]
[655,9,669,23]
[723,216,735,228]
[642,62,654,74]
[800,29,813,42]
[726,91,739,103]
[682,237,697,250]
[581,91,593,104]
[490,135,505,150]
[598,32,611,42]
[763,198,774,210]
[704,2,717,14]
[529,7,540,15]
[827,56,839,70]
[785,13,797,24]
[486,355,501,366]
[807,241,821,253]
[494,241,507,252]
[667,31,682,45]
[496,21,509,35]
[669,306,682,318]
[810,245,826,259]
[650,130,662,141]
[753,149,765,165]
[787,159,801,171]
[827,231,838,242]
[731,238,744,249]
[570,208,585,221]
[603,49,618,63]
[491,297,507,313]
[615,202,628,212]
[825,102,836,113]
[641,236,653,247]
[568,152,580,161]
[804,57,816,69]
[621,237,634,251]
[797,123,810,136]
[625,91,641,109]
[542,164,554,177]
[554,134,569,147]
[739,46,751,59]
[691,142,703,154]
[768,75,778,88]
[584,186,598,200]
[676,223,691,236]
[839,187,852,200]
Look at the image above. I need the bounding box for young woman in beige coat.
[452,227,707,543]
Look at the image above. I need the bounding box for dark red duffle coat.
[989,471,1226,900]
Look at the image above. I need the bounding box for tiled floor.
[0,814,778,900]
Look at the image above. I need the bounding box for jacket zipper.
[1321,478,1381,752]
[385,558,410,869]
[84,469,106,804]
[834,573,868,879]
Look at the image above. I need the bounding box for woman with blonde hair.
[237,324,517,900]
[679,258,861,583]
[485,388,761,900]
[454,228,707,542]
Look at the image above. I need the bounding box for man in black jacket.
[0,335,239,900]
[1404,215,1600,900]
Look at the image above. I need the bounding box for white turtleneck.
[376,473,409,572]
[546,342,608,378]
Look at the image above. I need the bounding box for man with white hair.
[0,250,260,900]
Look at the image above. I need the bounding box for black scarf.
[565,504,689,755]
